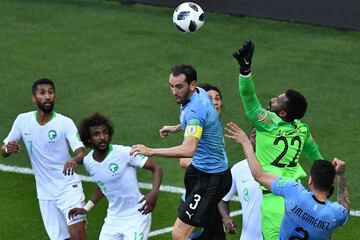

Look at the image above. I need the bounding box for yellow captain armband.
[184,124,203,139]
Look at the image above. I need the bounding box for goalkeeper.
[233,40,323,240]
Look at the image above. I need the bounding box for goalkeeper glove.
[233,39,255,75]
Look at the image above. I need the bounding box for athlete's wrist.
[83,200,95,212]
[148,148,156,157]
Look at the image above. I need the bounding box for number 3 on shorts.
[189,194,201,210]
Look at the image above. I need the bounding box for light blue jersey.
[271,178,348,240]
[180,87,228,173]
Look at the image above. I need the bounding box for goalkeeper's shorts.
[261,191,284,240]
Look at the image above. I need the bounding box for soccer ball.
[173,2,205,32]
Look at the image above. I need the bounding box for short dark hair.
[284,89,307,121]
[198,83,222,100]
[171,64,197,84]
[310,160,336,192]
[78,113,114,148]
[32,78,55,95]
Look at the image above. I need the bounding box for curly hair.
[78,113,114,148]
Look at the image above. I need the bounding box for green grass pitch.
[0,0,359,239]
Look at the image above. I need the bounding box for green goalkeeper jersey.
[238,74,323,180]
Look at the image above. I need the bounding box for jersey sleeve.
[332,202,349,226]
[183,104,206,139]
[82,155,91,174]
[238,74,281,131]
[3,114,22,144]
[125,146,148,168]
[271,178,301,198]
[64,117,84,152]
[222,166,238,201]
[302,129,323,161]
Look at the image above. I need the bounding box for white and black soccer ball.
[173,2,205,33]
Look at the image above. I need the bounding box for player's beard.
[94,141,109,153]
[177,89,192,105]
[38,101,54,114]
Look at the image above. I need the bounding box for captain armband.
[184,125,203,139]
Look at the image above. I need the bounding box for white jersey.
[83,144,148,219]
[223,160,263,240]
[3,111,84,200]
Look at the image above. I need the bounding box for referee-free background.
[0,0,359,239]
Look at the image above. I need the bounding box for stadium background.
[0,0,359,239]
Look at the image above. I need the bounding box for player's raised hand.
[68,207,87,220]
[333,158,346,175]
[233,40,255,75]
[130,144,154,157]
[138,190,158,215]
[4,141,21,154]
[224,122,249,145]
[63,159,78,176]
[222,217,237,234]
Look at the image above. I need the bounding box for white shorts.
[99,212,151,240]
[39,184,85,240]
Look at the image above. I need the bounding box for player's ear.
[308,176,312,186]
[31,95,36,103]
[189,80,196,91]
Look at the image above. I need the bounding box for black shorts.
[178,201,225,240]
[178,164,232,228]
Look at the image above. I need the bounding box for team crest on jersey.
[109,163,119,173]
[257,109,270,123]
[187,125,197,135]
[48,130,57,140]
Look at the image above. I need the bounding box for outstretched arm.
[159,124,182,138]
[225,122,277,191]
[130,135,199,158]
[138,159,163,214]
[333,158,350,212]
[63,147,86,176]
[233,41,261,118]
[233,40,279,131]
